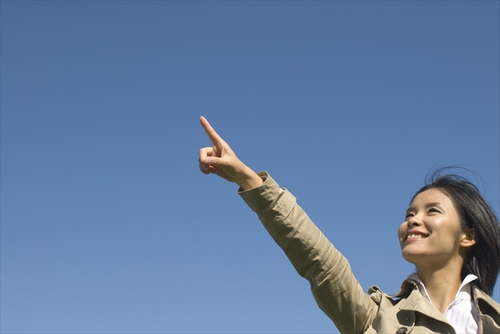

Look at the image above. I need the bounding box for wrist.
[236,167,263,191]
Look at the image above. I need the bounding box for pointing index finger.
[200,116,224,144]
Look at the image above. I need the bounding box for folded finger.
[199,147,214,163]
[199,163,210,174]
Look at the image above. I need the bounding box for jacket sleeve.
[239,172,377,334]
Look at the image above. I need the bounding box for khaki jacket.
[239,173,500,334]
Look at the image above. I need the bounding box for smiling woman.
[398,172,500,331]
[406,173,500,296]
[198,117,500,334]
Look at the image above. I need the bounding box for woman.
[198,116,500,333]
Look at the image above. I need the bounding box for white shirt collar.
[408,272,477,302]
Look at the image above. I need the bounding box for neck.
[416,266,463,314]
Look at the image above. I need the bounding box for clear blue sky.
[1,1,499,333]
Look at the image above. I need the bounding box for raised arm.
[239,176,377,333]
[198,116,262,191]
[198,117,377,333]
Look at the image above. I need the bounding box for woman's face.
[398,188,474,269]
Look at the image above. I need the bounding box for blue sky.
[1,1,499,333]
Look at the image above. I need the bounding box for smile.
[403,230,429,243]
[406,234,426,240]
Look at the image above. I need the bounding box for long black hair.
[411,169,500,296]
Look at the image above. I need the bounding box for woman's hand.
[199,116,263,190]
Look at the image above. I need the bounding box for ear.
[460,228,476,248]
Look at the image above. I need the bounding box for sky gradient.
[1,1,499,333]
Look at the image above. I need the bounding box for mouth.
[404,231,429,243]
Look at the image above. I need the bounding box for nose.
[407,215,422,227]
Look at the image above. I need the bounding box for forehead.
[410,188,455,207]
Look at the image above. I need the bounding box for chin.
[401,250,418,264]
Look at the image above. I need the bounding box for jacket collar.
[394,279,500,327]
[395,280,449,323]
[470,284,500,326]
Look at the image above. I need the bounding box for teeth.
[407,234,425,239]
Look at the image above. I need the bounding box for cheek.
[397,223,406,241]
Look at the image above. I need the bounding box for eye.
[428,208,441,214]
[405,212,414,220]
